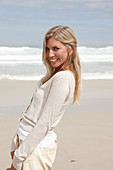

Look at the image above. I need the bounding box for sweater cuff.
[10,135,16,153]
[12,155,23,170]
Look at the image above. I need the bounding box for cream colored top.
[11,70,75,170]
[17,79,57,148]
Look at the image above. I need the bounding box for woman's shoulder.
[52,70,75,92]
[53,70,75,82]
[39,70,75,88]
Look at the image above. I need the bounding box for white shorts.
[22,141,57,170]
[14,135,57,170]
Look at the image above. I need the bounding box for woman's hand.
[11,151,15,160]
[11,164,17,170]
[10,151,17,170]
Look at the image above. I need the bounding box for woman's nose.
[49,50,54,57]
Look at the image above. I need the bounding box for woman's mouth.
[50,58,58,62]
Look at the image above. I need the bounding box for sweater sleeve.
[10,134,16,152]
[12,76,72,170]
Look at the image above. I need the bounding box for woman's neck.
[54,65,70,74]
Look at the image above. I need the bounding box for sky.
[0,0,113,47]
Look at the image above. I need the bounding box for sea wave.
[0,72,113,80]
[0,46,113,80]
[0,74,44,81]
[0,60,43,65]
[82,72,113,80]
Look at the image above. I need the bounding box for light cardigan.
[11,70,75,170]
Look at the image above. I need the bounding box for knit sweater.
[11,70,75,170]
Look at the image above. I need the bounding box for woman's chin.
[51,63,60,69]
[51,62,65,70]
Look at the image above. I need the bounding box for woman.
[10,25,81,170]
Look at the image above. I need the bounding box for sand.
[0,79,113,170]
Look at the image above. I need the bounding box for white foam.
[82,72,113,80]
[0,74,44,81]
[0,60,43,65]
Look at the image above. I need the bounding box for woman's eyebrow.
[52,45,60,49]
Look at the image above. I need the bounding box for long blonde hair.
[42,25,81,104]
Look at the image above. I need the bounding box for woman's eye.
[46,47,49,51]
[54,47,59,50]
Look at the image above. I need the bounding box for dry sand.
[0,79,113,170]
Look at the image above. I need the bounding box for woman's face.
[46,37,69,70]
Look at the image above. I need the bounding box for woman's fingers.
[11,151,15,159]
[11,164,17,170]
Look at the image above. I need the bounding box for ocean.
[0,46,113,80]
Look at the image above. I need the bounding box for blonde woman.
[10,25,81,170]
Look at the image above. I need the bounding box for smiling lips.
[50,58,58,63]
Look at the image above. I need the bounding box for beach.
[0,79,113,170]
